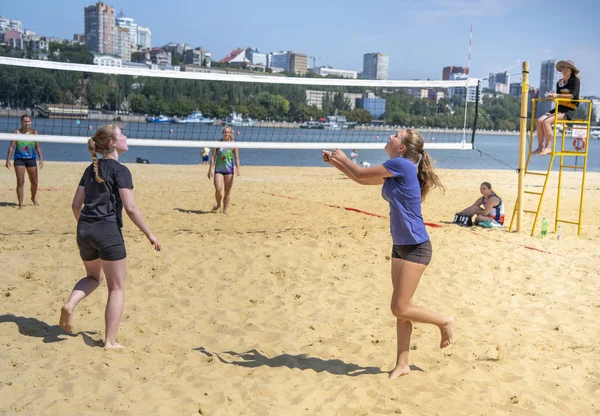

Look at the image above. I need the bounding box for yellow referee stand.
[510,97,593,236]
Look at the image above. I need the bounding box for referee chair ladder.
[509,98,593,236]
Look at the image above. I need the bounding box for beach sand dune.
[1,163,599,415]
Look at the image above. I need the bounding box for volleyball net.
[0,57,480,149]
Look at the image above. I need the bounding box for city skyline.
[2,0,599,94]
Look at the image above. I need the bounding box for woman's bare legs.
[539,113,566,155]
[389,258,454,379]
[25,166,39,205]
[534,115,549,154]
[101,258,127,349]
[390,259,413,379]
[60,259,104,333]
[222,174,234,214]
[13,165,26,209]
[213,173,224,212]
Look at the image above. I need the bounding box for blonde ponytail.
[87,125,119,183]
[88,138,104,183]
[402,129,445,201]
[417,151,444,201]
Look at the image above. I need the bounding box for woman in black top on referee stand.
[60,125,160,349]
[535,60,581,156]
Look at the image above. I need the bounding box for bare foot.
[17,205,24,210]
[539,147,552,156]
[532,147,542,155]
[32,198,40,206]
[104,341,126,349]
[389,365,411,379]
[59,305,74,334]
[222,210,229,215]
[439,316,454,349]
[211,204,221,213]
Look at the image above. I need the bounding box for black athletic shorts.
[391,239,433,266]
[544,110,576,120]
[77,221,127,261]
[14,158,37,168]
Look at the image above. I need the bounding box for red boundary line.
[267,193,442,228]
[469,230,562,256]
[5,188,63,191]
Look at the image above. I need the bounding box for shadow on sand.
[194,346,424,377]
[0,314,103,347]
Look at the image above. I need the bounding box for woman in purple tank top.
[323,128,455,379]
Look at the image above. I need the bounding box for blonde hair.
[87,124,118,183]
[222,125,234,141]
[403,128,445,201]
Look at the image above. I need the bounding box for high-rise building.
[247,48,267,67]
[73,33,86,44]
[312,66,358,79]
[0,16,23,34]
[289,53,308,75]
[163,43,190,55]
[591,98,600,123]
[537,59,560,117]
[185,48,211,66]
[509,82,539,114]
[442,66,469,80]
[448,73,480,103]
[363,53,389,80]
[116,13,138,52]
[269,51,291,71]
[137,26,151,50]
[84,2,116,54]
[114,27,131,62]
[489,71,509,94]
[356,95,386,118]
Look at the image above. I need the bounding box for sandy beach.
[1,162,599,415]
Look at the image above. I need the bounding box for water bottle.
[541,217,548,236]
[557,225,562,240]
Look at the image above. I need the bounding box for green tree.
[129,94,148,114]
[131,52,143,62]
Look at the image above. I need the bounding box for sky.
[3,0,600,95]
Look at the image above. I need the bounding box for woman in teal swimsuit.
[207,125,240,214]
[5,115,43,209]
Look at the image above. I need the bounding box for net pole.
[470,80,481,146]
[461,25,473,145]
[517,61,530,233]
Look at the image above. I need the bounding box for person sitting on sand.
[60,125,160,349]
[458,182,504,227]
[323,128,454,380]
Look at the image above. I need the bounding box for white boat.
[299,120,323,129]
[227,112,255,127]
[146,115,173,123]
[174,111,214,124]
[323,122,342,131]
[321,115,356,130]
